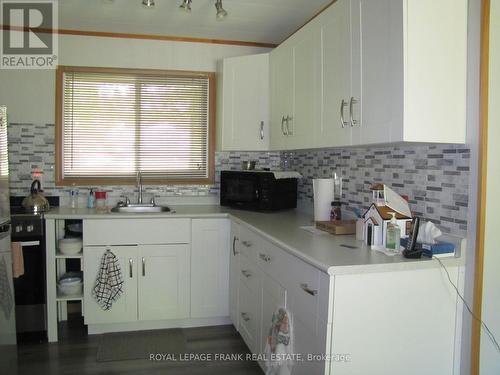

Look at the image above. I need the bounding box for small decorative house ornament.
[363,184,413,247]
[371,183,386,206]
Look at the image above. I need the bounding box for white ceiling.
[58,0,333,45]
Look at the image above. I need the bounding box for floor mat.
[96,328,186,362]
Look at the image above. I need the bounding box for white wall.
[0,34,270,124]
[480,1,500,373]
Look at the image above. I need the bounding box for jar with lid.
[95,191,107,212]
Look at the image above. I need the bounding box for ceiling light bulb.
[215,0,227,19]
[179,0,192,12]
[142,0,155,7]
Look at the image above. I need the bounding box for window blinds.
[61,70,210,180]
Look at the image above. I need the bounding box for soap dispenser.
[386,212,401,252]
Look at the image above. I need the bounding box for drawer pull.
[129,258,133,278]
[259,253,271,263]
[241,270,252,278]
[300,283,318,296]
[241,240,252,248]
[142,257,145,276]
[241,312,250,322]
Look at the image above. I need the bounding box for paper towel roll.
[313,178,334,221]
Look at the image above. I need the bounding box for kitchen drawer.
[238,280,260,353]
[239,253,260,294]
[83,219,190,246]
[286,255,321,334]
[256,240,290,287]
[238,226,262,260]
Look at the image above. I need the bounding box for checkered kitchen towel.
[92,249,124,310]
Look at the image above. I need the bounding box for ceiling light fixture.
[214,0,227,20]
[176,1,228,19]
[142,0,155,7]
[179,0,192,12]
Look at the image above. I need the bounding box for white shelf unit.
[56,291,84,302]
[46,219,84,341]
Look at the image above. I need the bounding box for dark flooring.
[16,314,264,375]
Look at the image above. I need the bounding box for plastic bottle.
[386,212,401,251]
[69,184,79,209]
[87,188,95,209]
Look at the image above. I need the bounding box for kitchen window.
[55,66,215,185]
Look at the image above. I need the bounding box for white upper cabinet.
[318,0,353,147]
[270,43,294,150]
[270,23,321,150]
[349,0,467,145]
[268,0,467,150]
[217,53,270,151]
[288,23,322,150]
[401,0,467,143]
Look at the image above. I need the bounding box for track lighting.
[176,0,228,19]
[179,0,192,12]
[214,0,227,19]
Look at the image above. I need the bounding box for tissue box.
[400,238,456,257]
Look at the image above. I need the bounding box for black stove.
[9,195,59,342]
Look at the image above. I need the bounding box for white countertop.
[44,206,464,275]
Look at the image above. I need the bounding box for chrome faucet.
[136,171,143,204]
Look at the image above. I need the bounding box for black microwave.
[220,170,298,211]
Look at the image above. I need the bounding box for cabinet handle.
[340,99,348,128]
[285,115,293,135]
[281,116,286,135]
[232,236,239,256]
[241,240,252,248]
[300,283,318,296]
[241,312,250,322]
[241,270,252,278]
[142,257,145,276]
[349,97,358,127]
[129,258,133,278]
[260,121,264,140]
[259,253,271,263]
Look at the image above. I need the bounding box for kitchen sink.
[110,204,171,213]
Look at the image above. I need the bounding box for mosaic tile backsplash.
[7,122,470,236]
[6,122,279,206]
[284,144,470,237]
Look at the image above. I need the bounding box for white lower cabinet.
[83,244,190,325]
[232,223,328,375]
[83,246,138,325]
[139,244,190,321]
[229,221,241,328]
[238,272,260,354]
[191,219,230,318]
[259,272,286,354]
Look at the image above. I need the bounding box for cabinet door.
[83,246,138,324]
[270,44,293,150]
[403,0,467,143]
[238,270,261,354]
[219,54,270,151]
[138,244,190,321]
[191,219,230,318]
[259,273,286,354]
[229,221,241,328]
[287,24,321,150]
[318,0,353,147]
[351,0,404,145]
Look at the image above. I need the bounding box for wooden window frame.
[55,65,216,186]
